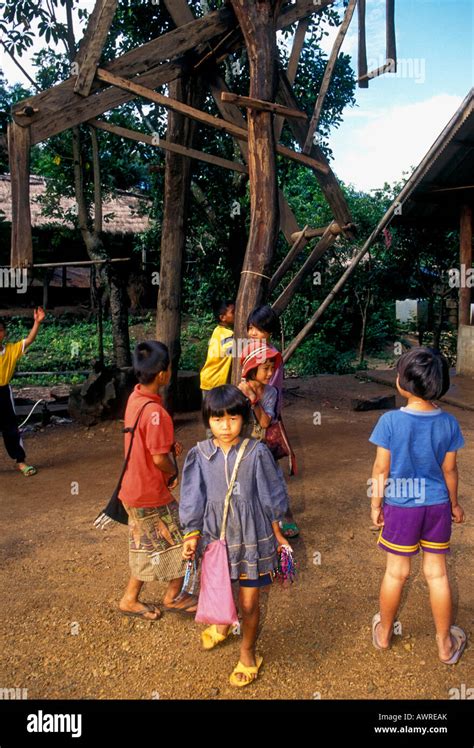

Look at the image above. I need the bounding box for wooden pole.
[277,71,353,230]
[358,0,369,88]
[230,0,283,383]
[158,0,308,245]
[13,0,336,145]
[89,118,248,173]
[274,17,309,143]
[156,75,205,413]
[272,223,341,315]
[459,204,473,326]
[386,0,397,71]
[268,224,309,293]
[95,68,329,174]
[74,0,118,96]
[303,0,357,152]
[8,122,33,268]
[282,202,401,362]
[220,91,307,120]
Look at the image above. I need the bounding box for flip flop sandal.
[19,465,37,477]
[280,522,300,539]
[439,625,467,665]
[119,603,162,620]
[201,624,231,650]
[163,595,198,615]
[229,655,263,688]
[372,612,392,650]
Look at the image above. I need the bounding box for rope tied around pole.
[240,270,271,280]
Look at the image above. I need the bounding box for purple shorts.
[378,503,451,556]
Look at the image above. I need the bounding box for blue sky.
[1,0,473,192]
[320,0,474,190]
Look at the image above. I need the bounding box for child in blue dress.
[180,385,289,687]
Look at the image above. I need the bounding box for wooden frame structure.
[8,0,400,366]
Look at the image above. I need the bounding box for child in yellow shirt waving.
[0,308,45,476]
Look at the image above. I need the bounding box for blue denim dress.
[179,438,289,580]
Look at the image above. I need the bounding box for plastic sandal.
[201,624,231,650]
[229,655,263,687]
[439,625,467,665]
[372,612,392,650]
[19,465,37,477]
[119,602,161,620]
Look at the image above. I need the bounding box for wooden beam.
[221,91,307,120]
[386,0,397,71]
[12,6,238,142]
[282,197,402,362]
[268,223,309,293]
[12,0,336,145]
[89,118,248,173]
[303,0,357,152]
[272,222,341,315]
[274,18,309,142]
[74,0,118,96]
[290,225,329,242]
[32,258,130,268]
[229,0,284,382]
[358,61,394,84]
[459,204,473,326]
[96,67,329,174]
[358,0,369,88]
[8,122,32,268]
[277,0,336,28]
[277,70,353,229]
[162,0,313,245]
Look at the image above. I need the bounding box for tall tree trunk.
[230,0,282,382]
[156,76,203,412]
[71,126,131,368]
[66,7,131,368]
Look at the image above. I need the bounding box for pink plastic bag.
[195,539,238,625]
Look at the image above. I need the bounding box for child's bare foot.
[163,592,198,613]
[437,627,467,664]
[119,598,161,620]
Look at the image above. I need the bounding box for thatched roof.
[0,174,152,234]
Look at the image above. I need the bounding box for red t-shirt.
[119,385,175,508]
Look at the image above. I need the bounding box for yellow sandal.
[201,624,231,650]
[229,655,263,687]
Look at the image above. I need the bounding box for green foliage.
[179,313,215,371]
[286,334,357,377]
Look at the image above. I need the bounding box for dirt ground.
[0,375,472,700]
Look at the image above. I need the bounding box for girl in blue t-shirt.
[369,347,466,665]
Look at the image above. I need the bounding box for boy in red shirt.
[118,341,197,620]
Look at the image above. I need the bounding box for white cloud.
[331,93,464,191]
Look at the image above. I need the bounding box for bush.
[286,334,356,376]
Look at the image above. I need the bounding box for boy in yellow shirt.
[0,308,45,476]
[200,300,235,394]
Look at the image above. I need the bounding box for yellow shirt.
[200,325,234,390]
[0,340,26,386]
